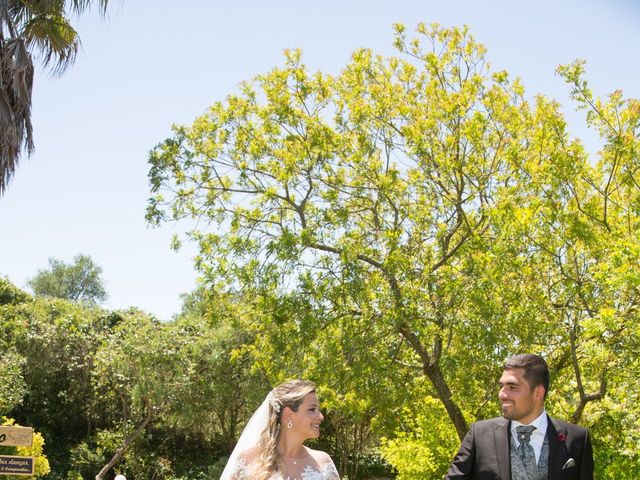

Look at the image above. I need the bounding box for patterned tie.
[516,425,537,479]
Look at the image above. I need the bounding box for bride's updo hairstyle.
[254,379,317,480]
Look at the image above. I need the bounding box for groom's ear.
[533,384,546,401]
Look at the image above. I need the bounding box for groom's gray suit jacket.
[444,415,593,479]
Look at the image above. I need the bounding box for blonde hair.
[254,379,316,480]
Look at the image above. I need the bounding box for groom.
[445,354,593,479]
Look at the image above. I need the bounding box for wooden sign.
[0,427,33,447]
[0,456,35,476]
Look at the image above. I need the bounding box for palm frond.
[0,37,34,193]
[24,12,79,74]
[67,0,109,16]
[0,88,20,193]
[0,0,109,193]
[6,37,34,108]
[4,0,37,29]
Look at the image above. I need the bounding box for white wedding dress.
[230,456,340,480]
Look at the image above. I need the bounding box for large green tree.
[0,279,28,415]
[1,285,119,477]
[27,253,108,303]
[0,0,108,193]
[147,23,638,477]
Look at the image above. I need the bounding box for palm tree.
[0,0,108,194]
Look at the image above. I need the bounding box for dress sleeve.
[324,458,341,479]
[229,457,249,480]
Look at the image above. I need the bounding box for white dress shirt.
[510,410,548,464]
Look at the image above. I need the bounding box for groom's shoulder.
[548,416,589,435]
[468,416,508,433]
[473,416,508,427]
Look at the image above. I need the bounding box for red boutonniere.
[557,432,567,442]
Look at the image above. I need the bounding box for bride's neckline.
[280,449,310,465]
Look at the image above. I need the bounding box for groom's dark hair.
[504,354,550,398]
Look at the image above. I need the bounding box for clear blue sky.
[1,0,638,320]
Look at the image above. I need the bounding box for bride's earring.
[287,420,293,429]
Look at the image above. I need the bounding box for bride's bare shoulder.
[237,447,260,463]
[305,446,334,466]
[231,448,260,478]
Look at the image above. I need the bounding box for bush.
[379,399,459,480]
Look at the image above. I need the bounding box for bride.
[220,379,340,480]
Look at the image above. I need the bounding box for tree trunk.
[423,360,468,440]
[95,399,153,480]
[398,325,468,440]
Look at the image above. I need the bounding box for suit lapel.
[547,415,568,476]
[493,417,511,480]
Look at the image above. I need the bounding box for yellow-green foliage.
[1,417,50,479]
[379,399,459,479]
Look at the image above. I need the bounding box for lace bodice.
[231,457,340,480]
